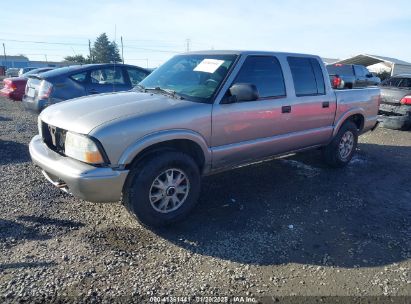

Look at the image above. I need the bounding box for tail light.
[332,76,342,88]
[38,80,53,99]
[4,80,17,91]
[400,95,411,105]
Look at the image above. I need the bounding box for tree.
[90,33,121,63]
[64,54,88,64]
[375,70,391,81]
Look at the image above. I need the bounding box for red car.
[1,67,55,101]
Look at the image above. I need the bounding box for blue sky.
[1,0,410,67]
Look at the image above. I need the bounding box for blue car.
[22,63,150,113]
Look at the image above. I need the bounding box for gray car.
[29,51,380,227]
[22,63,150,113]
[378,74,411,129]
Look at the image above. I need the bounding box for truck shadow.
[149,143,411,268]
[0,216,84,248]
[0,140,30,165]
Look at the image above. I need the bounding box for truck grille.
[41,121,67,154]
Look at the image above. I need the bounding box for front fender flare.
[118,129,212,170]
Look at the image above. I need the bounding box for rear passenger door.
[86,66,130,95]
[282,56,336,149]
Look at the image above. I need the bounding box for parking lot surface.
[0,96,410,301]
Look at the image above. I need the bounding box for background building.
[333,54,411,76]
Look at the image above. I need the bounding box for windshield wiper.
[145,87,184,100]
[135,84,146,92]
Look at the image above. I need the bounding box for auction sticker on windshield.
[193,59,225,73]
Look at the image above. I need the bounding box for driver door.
[211,55,289,169]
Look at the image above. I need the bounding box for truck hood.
[40,91,193,134]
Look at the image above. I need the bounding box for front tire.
[323,121,358,168]
[122,151,201,227]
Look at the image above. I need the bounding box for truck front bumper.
[29,135,129,203]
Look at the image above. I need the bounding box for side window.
[288,57,325,96]
[70,71,88,83]
[363,66,371,76]
[382,78,401,87]
[90,67,126,85]
[234,56,286,98]
[127,68,148,86]
[354,65,365,77]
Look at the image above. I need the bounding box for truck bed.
[334,87,380,133]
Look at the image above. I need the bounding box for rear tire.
[323,121,358,168]
[122,151,201,227]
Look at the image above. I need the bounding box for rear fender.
[332,107,365,137]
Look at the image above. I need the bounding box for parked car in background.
[5,68,19,78]
[1,67,55,101]
[18,67,37,77]
[378,74,411,130]
[327,63,381,89]
[22,63,150,113]
[29,50,380,227]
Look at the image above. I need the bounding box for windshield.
[139,54,238,103]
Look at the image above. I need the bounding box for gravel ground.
[0,96,410,303]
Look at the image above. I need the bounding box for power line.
[0,38,181,54]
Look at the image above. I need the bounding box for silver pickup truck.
[29,51,380,227]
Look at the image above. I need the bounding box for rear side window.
[381,77,402,87]
[326,64,354,75]
[354,65,366,77]
[398,78,411,88]
[127,68,148,86]
[234,56,286,98]
[288,57,325,96]
[70,72,88,83]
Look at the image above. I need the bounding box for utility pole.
[2,43,6,68]
[121,36,124,64]
[185,38,191,52]
[88,39,92,63]
[44,54,48,64]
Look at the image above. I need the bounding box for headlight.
[65,131,105,164]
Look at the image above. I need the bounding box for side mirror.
[226,83,259,103]
[366,73,373,78]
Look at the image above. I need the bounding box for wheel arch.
[333,109,365,137]
[119,130,212,174]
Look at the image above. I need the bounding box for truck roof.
[183,50,321,58]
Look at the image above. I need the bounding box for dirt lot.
[0,96,410,303]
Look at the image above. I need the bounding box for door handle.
[282,105,291,113]
[89,89,99,94]
[322,101,330,108]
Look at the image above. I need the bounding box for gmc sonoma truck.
[29,51,380,227]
